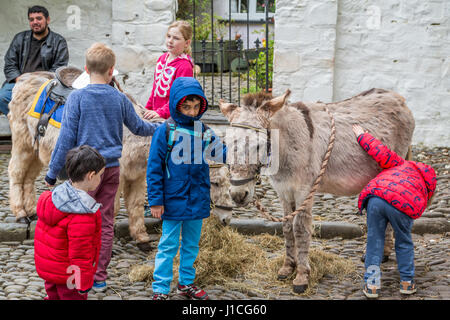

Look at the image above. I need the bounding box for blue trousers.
[152,219,203,295]
[0,83,14,115]
[364,197,414,286]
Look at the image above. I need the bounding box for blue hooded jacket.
[146,77,227,220]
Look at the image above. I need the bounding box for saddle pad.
[27,79,64,129]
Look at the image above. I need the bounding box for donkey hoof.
[136,242,153,253]
[293,284,308,294]
[277,274,289,280]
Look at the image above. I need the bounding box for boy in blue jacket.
[147,77,226,300]
[45,43,159,292]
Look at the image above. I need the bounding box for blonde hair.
[167,20,193,56]
[85,43,116,75]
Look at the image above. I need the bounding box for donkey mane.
[242,92,273,110]
[290,102,314,139]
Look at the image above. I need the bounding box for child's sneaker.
[177,283,209,300]
[363,283,380,299]
[399,280,417,295]
[152,293,168,300]
[92,281,107,292]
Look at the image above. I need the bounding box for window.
[231,0,275,21]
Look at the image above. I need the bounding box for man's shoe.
[363,283,380,299]
[152,293,168,300]
[400,280,417,295]
[92,281,107,292]
[177,283,209,300]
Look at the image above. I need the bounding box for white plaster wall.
[272,0,338,103]
[334,0,450,147]
[273,0,449,147]
[0,0,177,106]
[0,0,112,84]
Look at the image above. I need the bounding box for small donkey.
[219,88,415,293]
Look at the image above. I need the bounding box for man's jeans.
[364,197,415,287]
[0,82,14,115]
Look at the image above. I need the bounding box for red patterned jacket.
[357,133,437,219]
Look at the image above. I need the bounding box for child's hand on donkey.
[352,124,366,137]
[143,110,160,120]
[151,205,164,219]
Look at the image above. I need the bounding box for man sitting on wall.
[0,5,69,115]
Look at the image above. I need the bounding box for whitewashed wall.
[273,0,449,147]
[0,0,177,106]
[1,0,448,146]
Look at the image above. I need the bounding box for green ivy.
[242,39,274,94]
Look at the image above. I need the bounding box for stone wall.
[0,0,177,106]
[273,0,449,147]
[0,1,448,146]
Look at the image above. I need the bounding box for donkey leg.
[291,198,314,294]
[278,201,297,280]
[23,156,43,217]
[123,177,151,244]
[8,147,34,220]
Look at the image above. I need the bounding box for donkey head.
[209,164,234,225]
[219,89,291,206]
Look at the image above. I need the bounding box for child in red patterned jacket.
[35,145,105,300]
[352,125,437,299]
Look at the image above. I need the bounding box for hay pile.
[129,216,356,297]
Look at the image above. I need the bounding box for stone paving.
[0,145,448,300]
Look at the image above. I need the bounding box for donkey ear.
[219,99,238,120]
[267,89,291,116]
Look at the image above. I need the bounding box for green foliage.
[241,39,274,94]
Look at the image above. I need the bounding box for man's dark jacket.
[3,28,69,85]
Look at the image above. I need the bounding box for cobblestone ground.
[0,146,448,300]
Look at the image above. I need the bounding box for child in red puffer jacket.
[34,145,104,300]
[352,125,437,299]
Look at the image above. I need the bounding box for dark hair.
[184,94,201,102]
[28,5,49,19]
[65,145,105,183]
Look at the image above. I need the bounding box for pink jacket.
[145,52,194,119]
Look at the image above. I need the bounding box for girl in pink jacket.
[143,21,194,120]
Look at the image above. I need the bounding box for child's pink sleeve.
[357,132,405,169]
[145,93,153,110]
[155,102,171,119]
[176,62,194,77]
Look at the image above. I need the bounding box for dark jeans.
[364,197,414,286]
[0,82,14,115]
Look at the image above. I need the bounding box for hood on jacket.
[169,77,208,125]
[52,181,101,214]
[411,161,437,199]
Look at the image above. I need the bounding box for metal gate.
[186,0,275,107]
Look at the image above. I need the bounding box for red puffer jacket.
[357,133,437,219]
[34,191,102,291]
